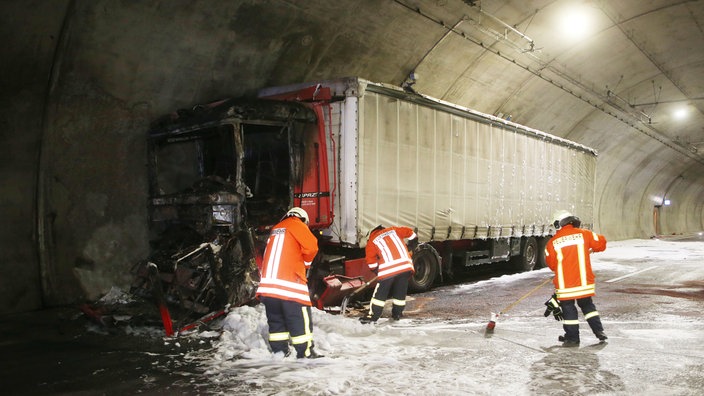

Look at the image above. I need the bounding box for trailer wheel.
[512,237,538,272]
[534,237,548,269]
[408,244,440,293]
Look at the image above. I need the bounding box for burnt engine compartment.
[131,177,261,328]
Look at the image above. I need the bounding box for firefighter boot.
[562,339,580,348]
[306,348,324,359]
[559,334,580,347]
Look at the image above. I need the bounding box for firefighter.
[360,225,419,323]
[544,209,608,347]
[256,207,322,358]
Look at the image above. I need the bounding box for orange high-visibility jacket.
[366,226,416,280]
[545,224,607,301]
[256,217,319,306]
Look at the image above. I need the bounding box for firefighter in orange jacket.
[360,225,418,323]
[544,210,608,347]
[256,207,322,358]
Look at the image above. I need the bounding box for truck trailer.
[136,77,597,326]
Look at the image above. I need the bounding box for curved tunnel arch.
[2,0,702,313]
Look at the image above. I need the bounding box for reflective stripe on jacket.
[256,217,319,306]
[366,226,416,280]
[544,225,607,300]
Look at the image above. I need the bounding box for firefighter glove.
[543,294,563,321]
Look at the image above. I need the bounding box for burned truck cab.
[146,98,322,235]
[138,97,327,323]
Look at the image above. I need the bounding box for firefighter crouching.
[544,209,609,347]
[256,207,323,358]
[360,225,419,324]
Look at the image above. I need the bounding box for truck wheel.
[408,244,440,293]
[534,237,548,269]
[512,236,537,272]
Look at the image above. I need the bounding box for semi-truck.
[135,77,597,325]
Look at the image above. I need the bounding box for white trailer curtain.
[356,91,596,244]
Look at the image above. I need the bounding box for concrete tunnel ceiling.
[2,0,703,312]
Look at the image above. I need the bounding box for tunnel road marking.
[605,266,659,283]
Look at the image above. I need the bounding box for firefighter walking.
[256,207,322,358]
[544,210,609,347]
[360,225,418,323]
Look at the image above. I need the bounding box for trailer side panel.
[352,86,596,245]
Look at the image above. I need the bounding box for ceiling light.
[673,107,688,120]
[558,4,593,40]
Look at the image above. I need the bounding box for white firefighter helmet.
[551,209,580,229]
[369,224,384,235]
[285,207,309,225]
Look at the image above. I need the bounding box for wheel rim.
[525,239,537,270]
[414,256,430,284]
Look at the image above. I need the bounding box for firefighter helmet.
[285,207,309,225]
[551,209,581,229]
[365,224,384,238]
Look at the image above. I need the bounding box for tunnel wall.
[0,0,71,313]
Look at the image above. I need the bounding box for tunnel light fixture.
[558,4,594,41]
[673,107,688,120]
[664,199,671,206]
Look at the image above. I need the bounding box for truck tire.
[408,244,440,293]
[512,236,538,272]
[534,237,548,269]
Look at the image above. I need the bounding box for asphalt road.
[1,235,702,395]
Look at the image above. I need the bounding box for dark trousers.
[560,296,604,342]
[260,296,314,358]
[368,272,410,320]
